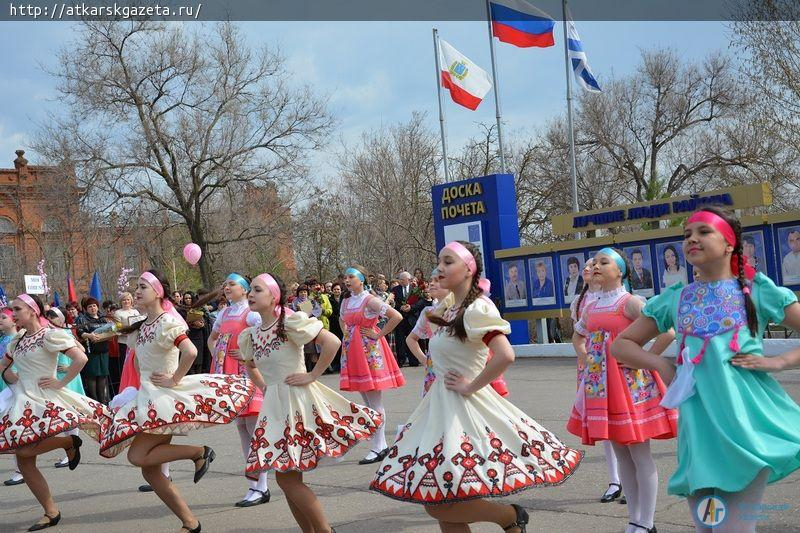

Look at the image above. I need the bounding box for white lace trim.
[595,286,628,308]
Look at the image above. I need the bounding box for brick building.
[0,150,297,301]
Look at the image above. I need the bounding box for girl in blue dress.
[613,206,800,532]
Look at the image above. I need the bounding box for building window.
[0,244,16,280]
[0,217,15,234]
[42,217,61,233]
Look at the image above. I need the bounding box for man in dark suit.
[630,249,653,291]
[391,271,418,367]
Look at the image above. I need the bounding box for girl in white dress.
[370,241,583,532]
[100,270,255,533]
[239,273,382,533]
[0,294,112,531]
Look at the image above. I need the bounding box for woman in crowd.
[179,292,211,375]
[75,297,111,404]
[328,282,345,372]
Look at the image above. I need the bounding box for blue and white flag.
[567,17,601,92]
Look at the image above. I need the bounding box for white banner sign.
[24,275,45,294]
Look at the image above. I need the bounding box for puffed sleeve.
[463,297,511,343]
[44,328,79,353]
[284,311,324,347]
[641,284,682,333]
[411,306,432,339]
[754,272,798,327]
[157,314,189,350]
[238,327,255,362]
[246,312,262,328]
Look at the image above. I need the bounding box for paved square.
[2,358,799,532]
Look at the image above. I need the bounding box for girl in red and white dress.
[100,270,255,533]
[207,273,270,507]
[239,273,382,533]
[370,241,583,532]
[0,294,112,531]
[339,265,405,464]
[568,249,677,533]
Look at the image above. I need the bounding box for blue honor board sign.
[432,174,529,344]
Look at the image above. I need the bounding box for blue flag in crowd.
[53,291,61,308]
[89,271,103,301]
[0,284,7,307]
[567,16,601,93]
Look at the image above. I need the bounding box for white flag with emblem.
[439,39,493,110]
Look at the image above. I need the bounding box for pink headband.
[255,273,283,316]
[140,271,164,298]
[139,272,188,329]
[0,308,12,319]
[16,294,49,327]
[686,211,755,282]
[443,241,477,275]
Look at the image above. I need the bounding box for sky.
[0,20,735,183]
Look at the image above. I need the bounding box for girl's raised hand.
[731,354,786,372]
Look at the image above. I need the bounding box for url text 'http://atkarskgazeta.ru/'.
[8,2,202,19]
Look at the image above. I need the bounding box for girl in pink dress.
[207,273,270,507]
[571,258,624,504]
[568,248,677,533]
[339,265,405,464]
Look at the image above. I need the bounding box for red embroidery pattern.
[370,419,583,504]
[99,374,254,458]
[137,317,162,345]
[0,398,111,453]
[245,402,382,474]
[252,329,283,360]
[13,329,47,358]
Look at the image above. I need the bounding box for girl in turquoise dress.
[613,206,800,532]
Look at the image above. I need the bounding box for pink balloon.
[183,243,202,265]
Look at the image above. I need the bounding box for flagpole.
[484,0,507,173]
[433,28,451,182]
[562,0,579,215]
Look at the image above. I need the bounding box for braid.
[736,251,758,336]
[575,284,590,321]
[276,304,287,341]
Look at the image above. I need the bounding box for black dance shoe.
[503,504,529,532]
[67,435,83,470]
[600,482,622,502]
[27,512,61,531]
[235,489,271,507]
[193,446,215,483]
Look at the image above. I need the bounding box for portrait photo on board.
[742,230,767,275]
[777,225,800,285]
[559,253,586,304]
[528,256,557,306]
[655,241,689,289]
[623,245,655,297]
[502,259,528,308]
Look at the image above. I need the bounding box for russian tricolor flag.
[489,0,556,48]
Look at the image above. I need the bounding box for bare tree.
[325,112,443,276]
[34,21,333,286]
[732,2,800,207]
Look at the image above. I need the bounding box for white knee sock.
[161,462,170,478]
[628,441,658,529]
[360,390,387,452]
[611,442,641,533]
[237,417,269,492]
[604,440,621,486]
